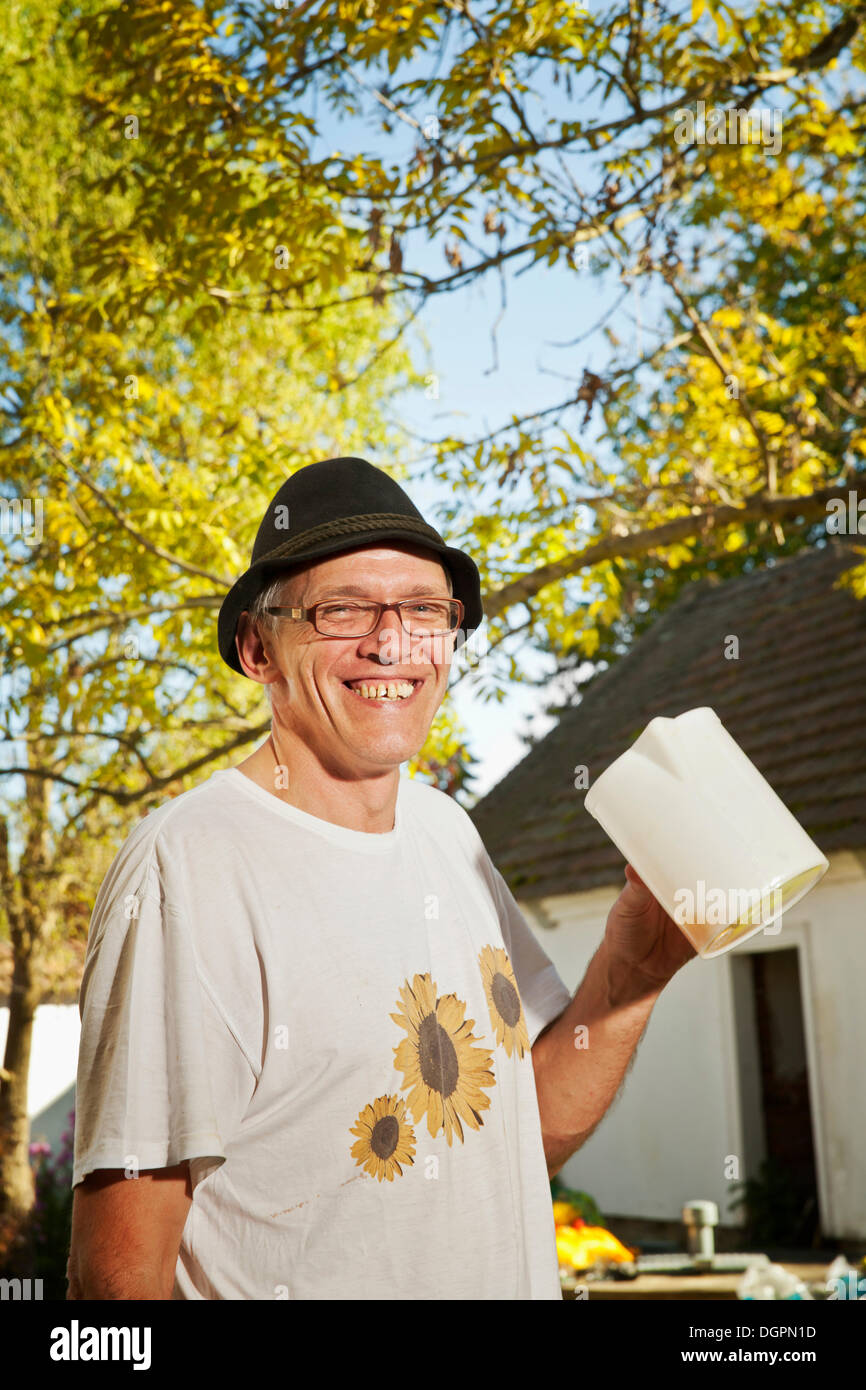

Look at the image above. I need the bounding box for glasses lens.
[316,601,380,635]
[400,600,461,634]
[314,599,462,635]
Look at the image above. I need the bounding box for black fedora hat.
[218,456,485,675]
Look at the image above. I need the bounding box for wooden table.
[561,1263,832,1300]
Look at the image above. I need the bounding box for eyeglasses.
[265,596,465,638]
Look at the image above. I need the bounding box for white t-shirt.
[73,767,573,1300]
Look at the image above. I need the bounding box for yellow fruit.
[555,1229,585,1267]
[580,1226,633,1261]
[553,1200,580,1225]
[555,1223,633,1269]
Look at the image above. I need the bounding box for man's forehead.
[296,545,449,592]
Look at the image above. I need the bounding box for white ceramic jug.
[583,706,829,958]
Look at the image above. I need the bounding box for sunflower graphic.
[391,973,495,1147]
[349,1094,416,1182]
[479,945,531,1060]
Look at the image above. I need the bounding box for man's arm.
[67,1162,193,1300]
[531,936,664,1179]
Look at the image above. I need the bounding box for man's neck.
[233,734,400,834]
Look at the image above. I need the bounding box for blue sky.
[301,51,663,801]
[395,253,620,800]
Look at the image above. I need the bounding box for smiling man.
[68,455,696,1301]
[233,540,460,828]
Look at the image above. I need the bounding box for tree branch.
[0,721,271,805]
[62,457,232,586]
[483,472,862,620]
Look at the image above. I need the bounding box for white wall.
[520,850,866,1240]
[0,1003,80,1153]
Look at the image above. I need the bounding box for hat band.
[254,512,444,565]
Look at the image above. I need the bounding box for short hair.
[247,568,300,643]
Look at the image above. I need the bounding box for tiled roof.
[469,538,866,898]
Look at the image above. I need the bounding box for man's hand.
[604,862,697,987]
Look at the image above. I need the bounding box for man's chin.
[352,736,425,769]
[337,721,430,769]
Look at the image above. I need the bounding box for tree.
[0,0,446,1268]
[70,0,865,684]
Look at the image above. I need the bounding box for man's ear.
[235,609,273,680]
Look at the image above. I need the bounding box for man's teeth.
[347,680,416,700]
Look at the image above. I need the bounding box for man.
[68,455,696,1300]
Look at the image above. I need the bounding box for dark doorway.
[731,947,821,1247]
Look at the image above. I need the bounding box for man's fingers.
[624,863,647,890]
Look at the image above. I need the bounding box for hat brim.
[218,529,485,675]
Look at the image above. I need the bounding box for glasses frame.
[264,596,465,638]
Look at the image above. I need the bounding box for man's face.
[251,544,457,777]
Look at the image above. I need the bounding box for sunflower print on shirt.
[349,1094,416,1182]
[390,973,496,1147]
[478,945,531,1060]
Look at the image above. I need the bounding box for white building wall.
[0,1003,80,1154]
[520,850,866,1240]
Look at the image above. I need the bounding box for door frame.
[719,915,828,1239]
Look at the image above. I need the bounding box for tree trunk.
[0,945,37,1274]
[0,775,48,1276]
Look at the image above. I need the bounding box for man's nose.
[358,607,404,665]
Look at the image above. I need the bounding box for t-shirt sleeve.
[485,860,573,1048]
[72,845,255,1190]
